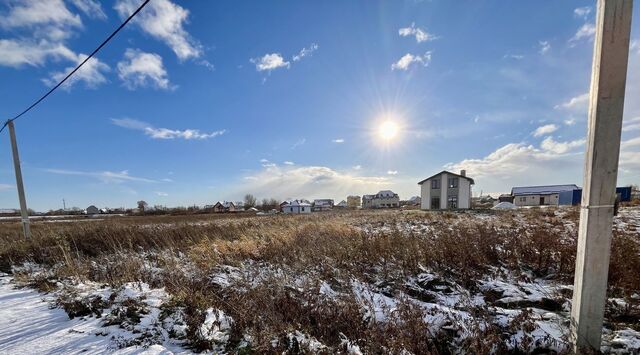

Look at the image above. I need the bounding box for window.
[448,177,458,188]
[431,179,440,189]
[448,195,458,209]
[519,197,526,202]
[301,207,305,212]
[431,197,440,209]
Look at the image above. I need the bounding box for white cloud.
[114,0,202,61]
[570,23,596,44]
[391,52,432,71]
[251,53,290,72]
[259,158,270,163]
[292,43,318,62]
[540,136,586,154]
[352,165,362,170]
[332,138,345,143]
[284,161,295,165]
[117,48,172,90]
[398,23,438,43]
[564,118,576,126]
[555,92,589,111]
[387,170,398,175]
[0,0,82,34]
[574,6,592,19]
[70,0,106,19]
[539,40,551,54]
[45,168,157,183]
[0,184,13,191]
[111,118,226,140]
[532,124,559,137]
[155,191,169,196]
[43,53,110,89]
[236,165,393,201]
[0,39,76,67]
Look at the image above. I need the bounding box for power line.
[1,0,151,133]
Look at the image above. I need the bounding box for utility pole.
[63,198,66,211]
[7,120,32,239]
[571,0,633,352]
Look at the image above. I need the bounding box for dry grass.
[1,207,639,353]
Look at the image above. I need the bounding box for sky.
[0,0,639,211]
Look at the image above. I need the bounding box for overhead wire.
[0,0,151,133]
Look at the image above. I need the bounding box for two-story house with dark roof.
[418,170,474,210]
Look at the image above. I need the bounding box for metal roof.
[511,184,579,195]
[417,170,475,185]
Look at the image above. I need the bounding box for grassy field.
[1,207,639,354]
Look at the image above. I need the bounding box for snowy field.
[0,207,639,354]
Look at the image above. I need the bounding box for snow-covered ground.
[0,276,186,354]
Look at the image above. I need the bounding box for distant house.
[347,195,361,208]
[85,205,100,215]
[213,202,224,213]
[498,194,514,203]
[511,185,579,206]
[282,200,311,214]
[362,190,400,208]
[313,199,334,211]
[222,201,236,212]
[336,200,347,208]
[418,170,474,210]
[408,196,422,206]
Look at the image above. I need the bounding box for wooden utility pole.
[7,120,32,239]
[571,0,633,352]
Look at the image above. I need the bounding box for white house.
[511,184,578,206]
[418,170,474,210]
[362,190,400,208]
[336,200,347,208]
[282,200,311,214]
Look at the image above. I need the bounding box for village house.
[418,170,474,210]
[213,201,236,212]
[336,200,347,208]
[362,190,400,208]
[282,200,311,214]
[85,205,100,215]
[511,185,578,207]
[313,199,334,211]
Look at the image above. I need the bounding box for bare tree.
[137,200,148,213]
[244,194,257,208]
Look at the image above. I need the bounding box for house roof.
[288,200,311,207]
[511,184,579,195]
[376,190,397,197]
[417,170,475,185]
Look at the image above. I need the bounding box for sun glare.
[378,120,399,140]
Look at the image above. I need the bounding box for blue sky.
[0,0,639,211]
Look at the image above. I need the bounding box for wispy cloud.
[574,6,592,19]
[45,168,158,183]
[503,54,524,60]
[0,184,13,191]
[387,170,398,175]
[538,40,551,55]
[332,138,345,143]
[111,118,226,140]
[155,191,169,196]
[540,136,585,154]
[292,43,318,62]
[391,52,432,71]
[117,48,172,90]
[291,138,306,150]
[114,0,202,61]
[398,23,438,43]
[532,124,559,137]
[43,53,109,89]
[284,161,295,165]
[554,92,589,111]
[569,23,596,44]
[70,0,106,20]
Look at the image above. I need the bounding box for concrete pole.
[7,120,32,239]
[571,0,633,352]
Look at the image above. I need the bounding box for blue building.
[558,187,632,206]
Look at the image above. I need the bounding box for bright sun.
[378,120,399,140]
